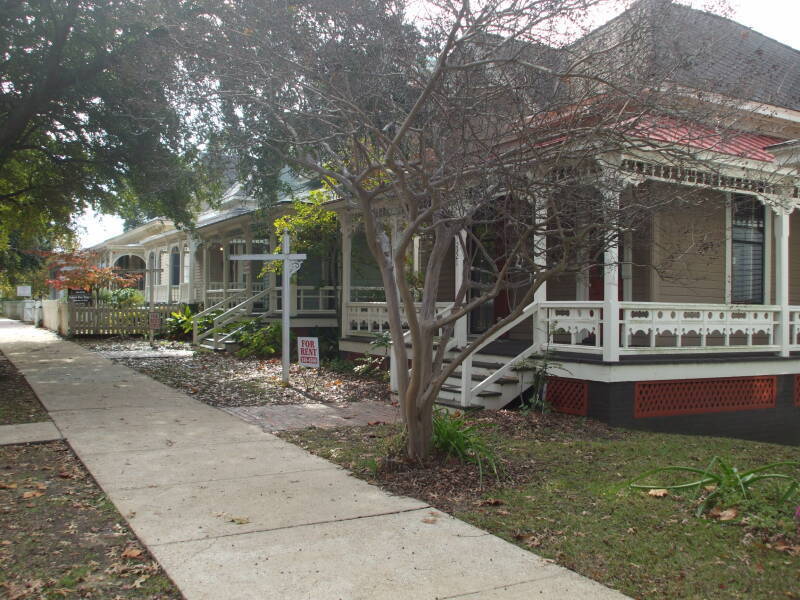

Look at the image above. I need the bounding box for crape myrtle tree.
[0,0,223,263]
[183,0,753,458]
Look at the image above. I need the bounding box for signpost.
[298,337,320,369]
[16,285,32,298]
[229,231,306,384]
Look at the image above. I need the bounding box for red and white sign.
[298,337,320,368]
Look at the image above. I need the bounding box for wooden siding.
[652,190,727,304]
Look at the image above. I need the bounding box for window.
[182,246,191,283]
[731,195,764,304]
[170,247,181,286]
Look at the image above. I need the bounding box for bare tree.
[180,0,788,458]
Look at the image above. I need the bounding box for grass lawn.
[0,441,181,599]
[279,411,800,599]
[0,351,49,425]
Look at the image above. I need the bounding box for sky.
[75,0,800,248]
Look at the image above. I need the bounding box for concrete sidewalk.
[0,319,626,600]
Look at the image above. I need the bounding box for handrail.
[473,300,539,355]
[461,301,541,405]
[197,288,270,345]
[192,290,249,345]
[471,336,538,398]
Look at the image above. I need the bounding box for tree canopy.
[0,0,221,269]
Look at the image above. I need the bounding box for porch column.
[187,240,197,304]
[603,195,621,363]
[533,201,547,350]
[202,242,210,307]
[178,244,186,304]
[269,232,278,315]
[245,232,253,312]
[775,209,791,357]
[222,238,230,300]
[340,214,353,338]
[453,230,468,348]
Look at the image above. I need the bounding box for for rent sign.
[298,337,320,368]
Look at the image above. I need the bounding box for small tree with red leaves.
[44,251,141,305]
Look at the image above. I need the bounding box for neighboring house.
[90,173,338,344]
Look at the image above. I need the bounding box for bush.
[629,457,800,518]
[432,409,501,483]
[236,322,296,359]
[110,287,145,307]
[165,306,194,339]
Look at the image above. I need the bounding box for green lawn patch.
[278,411,800,599]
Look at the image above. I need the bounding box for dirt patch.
[0,351,49,426]
[0,441,181,599]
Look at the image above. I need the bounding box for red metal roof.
[625,116,785,162]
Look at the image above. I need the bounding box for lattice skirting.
[635,376,777,418]
[546,377,589,416]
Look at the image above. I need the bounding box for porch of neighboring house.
[189,224,337,350]
[335,164,800,445]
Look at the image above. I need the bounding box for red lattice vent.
[795,376,800,407]
[635,377,776,418]
[546,377,589,416]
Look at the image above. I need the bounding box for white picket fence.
[38,301,182,336]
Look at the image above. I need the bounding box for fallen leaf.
[718,508,738,521]
[647,489,669,498]
[230,516,250,525]
[121,547,143,559]
[21,491,43,499]
[479,498,505,506]
[0,482,17,490]
[421,517,438,524]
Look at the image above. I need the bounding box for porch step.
[449,372,519,385]
[440,385,502,398]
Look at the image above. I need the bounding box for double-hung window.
[731,194,765,305]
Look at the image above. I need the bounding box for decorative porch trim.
[546,377,589,416]
[634,376,777,418]
[620,159,799,202]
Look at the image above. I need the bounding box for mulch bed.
[75,336,391,408]
[0,351,49,426]
[280,410,622,515]
[0,441,181,600]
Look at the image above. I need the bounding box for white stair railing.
[200,288,272,348]
[192,290,249,345]
[459,300,542,407]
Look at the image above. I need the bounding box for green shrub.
[432,409,501,483]
[165,306,194,338]
[323,357,357,374]
[236,322,296,359]
[629,457,800,518]
[110,287,145,307]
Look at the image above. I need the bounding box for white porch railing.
[541,302,788,355]
[345,301,450,336]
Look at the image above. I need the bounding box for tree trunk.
[406,398,434,460]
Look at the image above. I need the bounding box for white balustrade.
[538,302,790,355]
[620,303,779,353]
[345,302,450,336]
[540,301,604,354]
